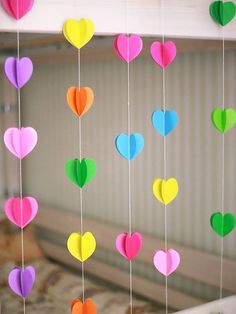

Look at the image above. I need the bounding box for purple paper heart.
[8,266,35,297]
[4,57,33,89]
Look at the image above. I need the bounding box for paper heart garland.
[153,249,180,276]
[1,0,34,20]
[63,18,95,49]
[115,133,144,160]
[114,34,143,63]
[4,127,38,159]
[67,87,94,117]
[116,232,142,261]
[150,41,177,69]
[152,109,179,136]
[65,158,96,188]
[71,299,96,314]
[8,266,35,297]
[4,197,38,229]
[67,232,96,262]
[210,212,235,237]
[210,1,236,26]
[4,57,33,89]
[211,108,236,133]
[152,178,179,205]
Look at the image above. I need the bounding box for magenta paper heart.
[116,232,142,260]
[4,197,38,228]
[150,41,176,69]
[153,249,180,276]
[114,34,143,63]
[4,57,33,89]
[4,127,38,159]
[8,266,35,297]
[1,0,34,20]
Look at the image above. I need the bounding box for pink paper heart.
[116,232,142,260]
[114,34,143,63]
[153,249,180,276]
[150,41,177,68]
[1,0,34,20]
[4,127,38,159]
[4,197,38,228]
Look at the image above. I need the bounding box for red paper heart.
[1,0,34,20]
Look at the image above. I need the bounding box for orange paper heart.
[67,87,94,117]
[71,299,96,314]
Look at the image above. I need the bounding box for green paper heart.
[210,1,236,26]
[211,108,236,133]
[65,158,96,188]
[210,212,236,237]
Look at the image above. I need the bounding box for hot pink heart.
[1,0,34,20]
[4,197,38,228]
[4,127,38,159]
[153,249,180,276]
[114,34,143,63]
[116,232,142,260]
[150,41,177,68]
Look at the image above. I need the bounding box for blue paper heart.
[115,133,144,160]
[152,109,178,136]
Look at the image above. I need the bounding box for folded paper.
[210,212,235,237]
[4,197,38,229]
[8,266,35,297]
[152,109,178,136]
[153,249,180,276]
[67,87,94,117]
[114,34,143,63]
[116,232,142,260]
[71,298,96,314]
[1,0,34,20]
[210,1,236,26]
[67,232,96,262]
[115,133,144,160]
[150,41,176,69]
[211,108,236,133]
[4,127,38,159]
[152,178,178,205]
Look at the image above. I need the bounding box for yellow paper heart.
[152,178,178,205]
[63,18,95,49]
[67,231,96,262]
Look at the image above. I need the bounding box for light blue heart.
[152,109,178,136]
[115,133,144,160]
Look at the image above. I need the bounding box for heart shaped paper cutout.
[211,108,236,133]
[4,127,38,159]
[71,299,96,314]
[65,158,96,188]
[67,232,96,262]
[153,249,180,276]
[8,265,35,297]
[63,18,95,49]
[153,178,178,205]
[210,1,236,26]
[1,0,34,20]
[67,87,94,117]
[116,232,142,261]
[4,57,33,89]
[152,109,179,136]
[114,34,143,63]
[115,133,144,160]
[4,197,38,229]
[210,212,235,237]
[150,41,176,69]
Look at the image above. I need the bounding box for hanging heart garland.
[153,249,180,276]
[210,212,236,237]
[114,34,143,63]
[8,266,35,297]
[67,87,94,117]
[210,1,236,26]
[116,232,142,261]
[152,178,179,206]
[71,299,97,314]
[152,109,179,136]
[1,0,34,20]
[67,232,96,262]
[115,133,144,160]
[150,41,177,69]
[211,108,236,133]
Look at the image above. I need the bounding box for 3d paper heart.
[152,178,178,205]
[116,232,142,261]
[114,34,143,63]
[67,232,96,262]
[8,266,35,297]
[210,212,235,237]
[4,57,33,89]
[71,299,96,314]
[4,127,38,159]
[152,109,179,136]
[211,108,236,133]
[63,18,95,49]
[4,197,38,229]
[210,1,236,26]
[150,41,176,69]
[67,87,94,117]
[115,133,144,160]
[65,158,96,188]
[153,249,180,276]
[1,0,34,20]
